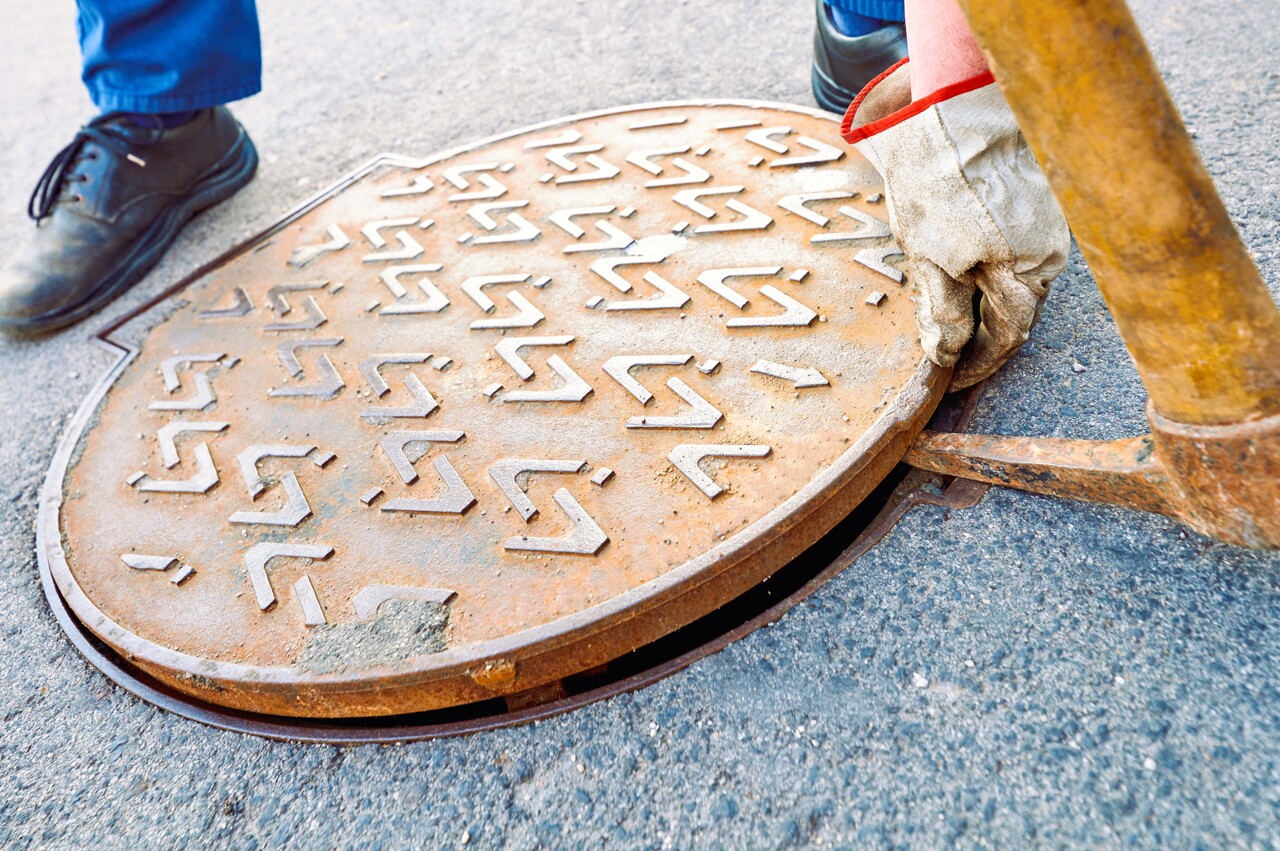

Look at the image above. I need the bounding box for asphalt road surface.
[2,0,1279,847]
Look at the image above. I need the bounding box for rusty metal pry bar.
[906,0,1280,548]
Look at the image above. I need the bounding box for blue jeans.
[75,0,900,113]
[825,0,905,21]
[77,0,262,113]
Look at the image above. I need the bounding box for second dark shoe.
[0,107,258,336]
[811,0,909,115]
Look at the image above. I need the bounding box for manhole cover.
[41,102,945,718]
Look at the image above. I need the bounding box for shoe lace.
[27,112,165,222]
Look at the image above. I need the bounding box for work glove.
[841,58,1070,389]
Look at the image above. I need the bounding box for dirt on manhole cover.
[42,102,946,717]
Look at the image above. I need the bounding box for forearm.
[904,0,989,99]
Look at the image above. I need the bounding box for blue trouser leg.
[824,0,906,36]
[77,0,262,113]
[826,0,905,21]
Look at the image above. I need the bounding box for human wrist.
[903,0,990,100]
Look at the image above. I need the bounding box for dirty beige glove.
[841,59,1070,389]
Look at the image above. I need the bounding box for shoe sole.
[1,129,260,337]
[811,64,861,116]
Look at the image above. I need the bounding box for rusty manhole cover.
[40,102,945,719]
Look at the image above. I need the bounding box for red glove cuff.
[840,57,996,144]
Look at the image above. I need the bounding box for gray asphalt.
[3,0,1279,847]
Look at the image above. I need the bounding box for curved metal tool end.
[905,406,1280,549]
[905,430,1171,516]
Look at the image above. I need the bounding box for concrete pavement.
[1,0,1278,847]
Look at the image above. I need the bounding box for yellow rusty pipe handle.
[954,0,1280,426]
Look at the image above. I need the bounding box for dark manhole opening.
[43,387,983,743]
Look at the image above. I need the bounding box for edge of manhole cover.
[37,100,948,724]
[39,389,986,744]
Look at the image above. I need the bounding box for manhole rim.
[38,100,945,716]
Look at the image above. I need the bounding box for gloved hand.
[841,58,1070,389]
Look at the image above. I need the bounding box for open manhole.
[38,101,955,740]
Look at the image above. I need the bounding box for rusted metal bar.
[907,407,1280,548]
[905,433,1170,516]
[954,0,1280,426]
[906,0,1280,548]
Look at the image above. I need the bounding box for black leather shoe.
[0,107,257,335]
[811,0,909,115]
